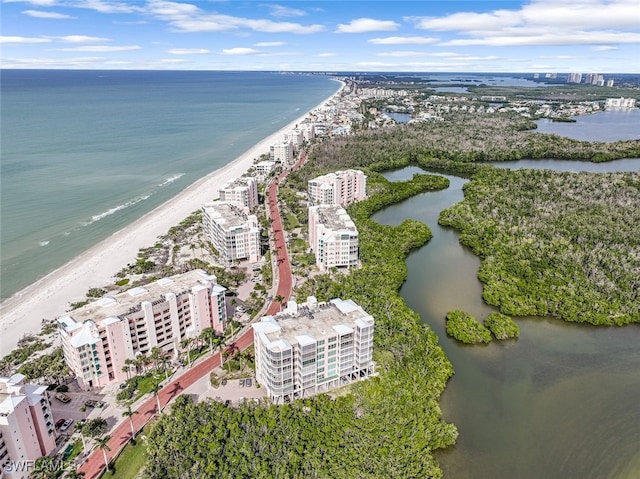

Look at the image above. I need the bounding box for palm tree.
[75,421,88,454]
[180,337,194,367]
[151,381,162,414]
[65,469,86,479]
[274,294,284,311]
[199,327,214,352]
[149,347,163,373]
[121,364,130,379]
[122,404,139,441]
[212,334,227,368]
[96,435,111,472]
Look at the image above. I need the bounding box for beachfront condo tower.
[218,176,259,211]
[57,270,226,390]
[1,374,56,478]
[252,297,375,404]
[202,202,261,264]
[307,169,366,207]
[308,205,359,271]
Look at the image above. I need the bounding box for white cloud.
[1,56,105,68]
[167,48,210,54]
[57,35,110,43]
[440,31,640,47]
[4,0,58,5]
[76,0,142,14]
[254,41,286,47]
[159,58,188,63]
[592,45,618,51]
[411,1,640,48]
[267,4,306,18]
[316,52,337,57]
[0,35,51,44]
[145,2,323,34]
[22,9,75,19]
[335,18,399,34]
[369,36,438,45]
[377,51,431,58]
[56,45,141,51]
[221,47,261,55]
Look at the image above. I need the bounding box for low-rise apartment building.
[1,374,56,479]
[57,270,226,390]
[202,202,261,264]
[308,205,359,271]
[218,177,259,211]
[307,169,366,207]
[252,297,375,403]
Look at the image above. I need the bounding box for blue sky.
[1,0,639,71]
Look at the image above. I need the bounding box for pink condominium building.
[307,169,366,207]
[1,374,56,479]
[218,176,259,211]
[57,270,226,390]
[252,297,375,404]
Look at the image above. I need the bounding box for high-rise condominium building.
[218,177,259,211]
[605,97,636,109]
[202,202,261,264]
[57,270,226,390]
[308,206,359,271]
[1,374,56,479]
[270,141,294,165]
[307,169,366,207]
[253,297,375,403]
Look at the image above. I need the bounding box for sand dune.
[0,86,342,356]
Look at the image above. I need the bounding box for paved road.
[78,329,253,479]
[77,152,305,478]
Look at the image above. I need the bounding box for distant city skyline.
[1,0,639,72]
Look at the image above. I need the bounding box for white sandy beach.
[0,84,342,356]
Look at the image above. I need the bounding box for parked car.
[84,399,105,408]
[239,379,245,388]
[55,418,65,429]
[60,419,73,432]
[245,378,252,387]
[55,392,71,403]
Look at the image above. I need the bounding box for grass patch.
[103,435,148,479]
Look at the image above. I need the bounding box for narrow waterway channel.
[374,159,640,479]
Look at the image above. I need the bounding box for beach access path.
[76,149,307,479]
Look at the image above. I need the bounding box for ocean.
[0,70,339,300]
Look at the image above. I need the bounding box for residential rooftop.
[202,202,253,229]
[57,269,221,330]
[312,205,357,232]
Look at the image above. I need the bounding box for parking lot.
[47,384,108,432]
[186,374,267,405]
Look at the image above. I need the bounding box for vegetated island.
[484,312,520,339]
[445,310,492,344]
[439,168,640,325]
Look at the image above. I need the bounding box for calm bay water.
[377,158,640,479]
[0,70,339,300]
[535,109,640,141]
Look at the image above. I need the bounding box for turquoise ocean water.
[1,70,339,300]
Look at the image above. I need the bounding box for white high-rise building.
[202,202,261,264]
[254,160,277,180]
[1,375,57,479]
[219,177,259,211]
[308,206,359,271]
[605,97,636,109]
[57,270,227,390]
[270,141,294,165]
[307,169,367,207]
[284,129,304,149]
[567,72,583,84]
[253,297,375,403]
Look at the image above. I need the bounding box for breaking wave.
[86,194,151,225]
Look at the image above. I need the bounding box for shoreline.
[0,80,343,356]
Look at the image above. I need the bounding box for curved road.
[78,153,306,478]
